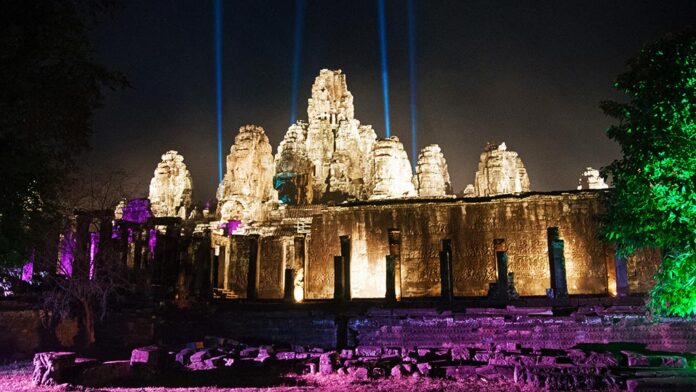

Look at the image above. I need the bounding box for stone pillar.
[340,235,351,301]
[439,239,453,302]
[385,255,397,302]
[488,239,510,301]
[247,235,260,300]
[615,253,630,297]
[387,229,402,300]
[547,227,569,298]
[334,256,345,302]
[284,268,295,302]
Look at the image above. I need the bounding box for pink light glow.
[149,229,157,255]
[21,252,34,281]
[89,232,99,280]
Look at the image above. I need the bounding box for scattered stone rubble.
[148,150,193,218]
[33,336,696,390]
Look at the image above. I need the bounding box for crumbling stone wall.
[306,191,660,299]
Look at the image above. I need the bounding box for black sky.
[90,0,696,202]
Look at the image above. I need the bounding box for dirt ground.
[0,361,540,392]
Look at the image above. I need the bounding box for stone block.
[352,367,369,380]
[276,351,296,360]
[175,348,195,365]
[355,345,382,357]
[621,351,650,367]
[339,349,354,359]
[444,365,477,379]
[76,360,132,387]
[416,362,432,376]
[130,345,165,367]
[391,364,406,377]
[32,351,76,386]
[190,349,210,363]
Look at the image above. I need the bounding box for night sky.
[89,0,696,203]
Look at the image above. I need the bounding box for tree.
[0,1,126,267]
[40,167,143,348]
[601,27,696,316]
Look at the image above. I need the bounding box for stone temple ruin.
[21,69,688,391]
[58,69,659,304]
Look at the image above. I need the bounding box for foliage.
[0,1,126,267]
[648,249,696,317]
[601,27,696,316]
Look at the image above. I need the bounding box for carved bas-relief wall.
[306,190,660,299]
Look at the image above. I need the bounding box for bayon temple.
[62,69,659,302]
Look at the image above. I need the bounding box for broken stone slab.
[130,345,166,368]
[352,366,369,380]
[390,364,407,378]
[276,351,296,360]
[416,362,432,376]
[653,355,688,368]
[621,351,650,367]
[355,346,381,357]
[175,348,195,365]
[76,360,133,387]
[189,349,211,363]
[32,351,76,386]
[204,355,227,368]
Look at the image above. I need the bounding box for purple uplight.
[122,198,152,224]
[89,232,99,280]
[149,229,157,255]
[227,220,242,235]
[59,232,74,276]
[21,252,34,281]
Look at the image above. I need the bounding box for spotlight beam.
[377,0,391,138]
[408,0,417,167]
[290,0,305,125]
[215,0,223,183]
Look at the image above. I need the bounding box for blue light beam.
[215,0,223,183]
[407,0,417,167]
[290,0,305,124]
[377,0,391,138]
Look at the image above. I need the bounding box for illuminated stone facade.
[134,69,661,304]
[148,150,193,218]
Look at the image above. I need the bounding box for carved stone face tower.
[148,150,193,218]
[280,69,377,203]
[472,142,530,197]
[217,125,276,222]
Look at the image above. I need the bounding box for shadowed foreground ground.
[0,361,542,392]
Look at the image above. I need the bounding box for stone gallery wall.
[306,190,660,299]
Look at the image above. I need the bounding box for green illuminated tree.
[601,27,696,316]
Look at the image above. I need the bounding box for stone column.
[492,239,509,301]
[283,268,295,302]
[547,227,569,298]
[334,255,345,302]
[340,235,351,301]
[385,255,397,302]
[615,253,630,297]
[247,235,260,300]
[439,239,453,302]
[387,229,402,300]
